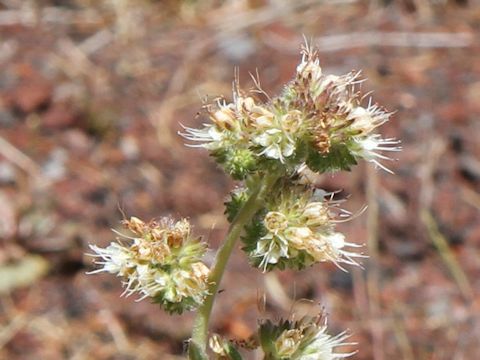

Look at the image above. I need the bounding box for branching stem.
[189,173,278,355]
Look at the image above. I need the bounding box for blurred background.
[0,0,479,359]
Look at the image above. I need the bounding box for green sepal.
[224,343,243,360]
[241,212,267,256]
[259,320,277,355]
[188,340,208,360]
[288,139,309,165]
[152,294,199,315]
[224,188,249,223]
[306,143,357,173]
[254,140,308,177]
[211,147,257,180]
[267,250,313,272]
[259,319,291,359]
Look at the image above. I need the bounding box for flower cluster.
[87,41,399,359]
[182,43,400,179]
[88,217,210,314]
[242,185,363,271]
[208,313,354,360]
[259,314,355,360]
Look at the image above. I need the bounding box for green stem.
[189,173,278,355]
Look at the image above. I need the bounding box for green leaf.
[224,188,249,223]
[152,294,199,315]
[306,143,357,173]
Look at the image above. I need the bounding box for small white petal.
[329,233,345,249]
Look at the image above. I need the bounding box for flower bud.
[208,334,244,360]
[211,107,236,131]
[121,216,146,235]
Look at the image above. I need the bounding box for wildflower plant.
[89,41,400,359]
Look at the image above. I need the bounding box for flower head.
[243,186,364,271]
[88,217,210,314]
[182,41,399,178]
[259,314,355,360]
[287,43,401,173]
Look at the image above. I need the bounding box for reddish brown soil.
[0,1,479,359]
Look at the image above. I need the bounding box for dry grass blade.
[391,303,415,360]
[264,273,291,311]
[366,164,384,360]
[0,313,28,349]
[0,136,41,176]
[211,0,358,34]
[265,31,474,53]
[460,186,480,210]
[99,309,131,352]
[420,209,474,302]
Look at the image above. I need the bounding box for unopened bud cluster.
[259,314,354,360]
[89,217,210,314]
[183,43,400,179]
[208,312,353,360]
[242,185,363,271]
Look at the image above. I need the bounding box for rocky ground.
[0,1,479,359]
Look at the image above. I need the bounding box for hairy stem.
[190,173,278,355]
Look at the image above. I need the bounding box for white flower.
[180,124,228,150]
[348,106,374,132]
[88,243,133,276]
[302,202,329,227]
[329,232,345,249]
[254,232,290,269]
[254,129,296,162]
[348,103,391,135]
[305,232,363,271]
[299,326,355,360]
[297,56,322,83]
[351,134,401,174]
